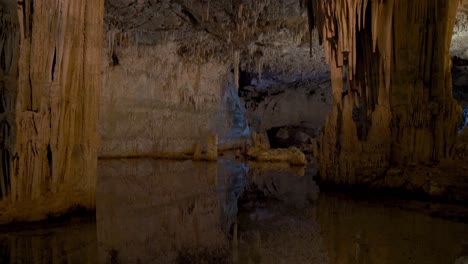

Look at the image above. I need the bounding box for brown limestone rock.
[313,0,462,184]
[205,134,218,161]
[247,133,307,165]
[455,128,468,159]
[0,0,104,223]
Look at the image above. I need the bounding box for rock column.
[0,0,103,217]
[313,0,461,183]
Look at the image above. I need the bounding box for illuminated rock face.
[99,0,310,158]
[100,43,231,158]
[0,1,103,218]
[314,0,461,183]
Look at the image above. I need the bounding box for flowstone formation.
[100,0,314,158]
[0,0,104,222]
[309,0,462,184]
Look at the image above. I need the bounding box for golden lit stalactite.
[0,0,104,222]
[312,0,461,183]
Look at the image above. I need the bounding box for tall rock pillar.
[0,0,103,219]
[314,0,461,183]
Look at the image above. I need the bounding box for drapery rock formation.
[0,0,104,221]
[314,0,462,184]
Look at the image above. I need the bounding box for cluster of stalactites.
[305,0,463,98]
[303,0,395,94]
[300,0,323,57]
[0,7,18,77]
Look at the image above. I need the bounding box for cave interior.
[0,0,467,263]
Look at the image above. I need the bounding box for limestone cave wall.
[99,0,311,158]
[100,42,233,158]
[0,0,104,220]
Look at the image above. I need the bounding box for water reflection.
[0,219,96,263]
[315,194,468,264]
[0,158,467,263]
[97,159,230,263]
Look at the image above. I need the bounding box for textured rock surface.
[100,42,232,158]
[451,0,468,59]
[99,0,318,158]
[0,0,467,224]
[315,0,462,184]
[246,133,307,165]
[242,79,331,133]
[0,0,103,222]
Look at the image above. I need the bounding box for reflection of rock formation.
[4,158,467,263]
[96,159,230,263]
[95,158,323,263]
[0,220,97,263]
[314,194,468,264]
[245,163,319,208]
[236,208,327,264]
[0,0,103,222]
[235,164,325,263]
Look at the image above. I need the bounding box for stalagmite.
[312,0,462,183]
[0,0,104,220]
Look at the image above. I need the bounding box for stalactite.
[315,0,462,183]
[205,0,210,22]
[254,48,263,81]
[233,49,240,91]
[238,3,244,19]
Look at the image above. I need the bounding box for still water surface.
[0,158,467,263]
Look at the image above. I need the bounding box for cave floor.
[0,158,467,263]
